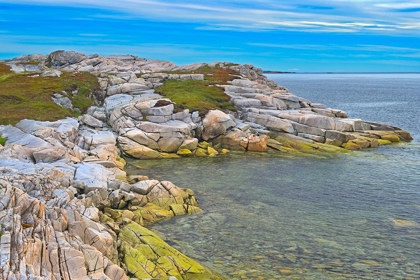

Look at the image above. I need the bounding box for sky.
[0,0,419,72]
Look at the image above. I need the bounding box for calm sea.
[127,73,420,279]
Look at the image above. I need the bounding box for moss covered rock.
[176,148,192,156]
[208,146,219,156]
[381,134,400,142]
[197,141,210,149]
[119,222,222,279]
[378,139,392,145]
[195,148,208,157]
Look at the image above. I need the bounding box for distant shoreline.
[264,71,420,74]
[263,71,295,74]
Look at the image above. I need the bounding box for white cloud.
[375,3,420,9]
[247,43,420,54]
[1,0,419,34]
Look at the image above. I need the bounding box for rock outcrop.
[0,50,413,279]
[0,116,220,280]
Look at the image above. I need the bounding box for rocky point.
[0,50,413,279]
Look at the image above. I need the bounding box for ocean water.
[127,73,420,279]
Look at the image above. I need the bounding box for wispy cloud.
[248,43,420,53]
[375,3,420,9]
[1,0,419,34]
[1,0,419,71]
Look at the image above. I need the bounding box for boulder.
[118,136,160,159]
[177,149,192,156]
[212,130,248,151]
[0,144,34,161]
[245,113,294,133]
[80,115,103,128]
[122,129,159,150]
[202,110,236,140]
[52,93,73,110]
[158,137,183,153]
[132,180,160,195]
[74,163,115,194]
[179,138,198,151]
[48,50,94,67]
[247,135,268,152]
[33,147,66,163]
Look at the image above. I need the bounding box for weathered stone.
[177,148,192,156]
[132,180,160,195]
[122,129,159,150]
[202,110,236,140]
[195,148,208,157]
[158,137,183,153]
[33,147,66,163]
[52,93,73,110]
[247,135,268,152]
[81,114,103,128]
[381,134,400,142]
[118,136,160,159]
[75,163,115,193]
[212,130,248,151]
[207,146,219,156]
[179,138,198,151]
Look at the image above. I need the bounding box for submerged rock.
[390,218,420,228]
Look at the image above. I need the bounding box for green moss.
[0,136,7,146]
[195,148,208,157]
[378,139,392,145]
[270,133,349,156]
[15,61,40,65]
[176,148,192,156]
[72,93,94,113]
[381,134,400,143]
[207,146,219,156]
[164,65,238,84]
[0,63,99,125]
[119,222,222,279]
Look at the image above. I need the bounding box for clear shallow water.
[127,73,420,279]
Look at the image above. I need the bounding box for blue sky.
[0,0,419,72]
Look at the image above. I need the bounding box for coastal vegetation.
[155,80,235,116]
[155,66,237,115]
[0,63,99,125]
[0,136,7,146]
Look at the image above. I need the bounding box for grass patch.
[0,63,99,125]
[0,136,7,146]
[155,79,236,116]
[161,65,239,85]
[15,61,40,65]
[155,65,239,116]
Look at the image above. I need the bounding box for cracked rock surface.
[0,115,220,279]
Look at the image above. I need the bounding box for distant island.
[263,70,296,74]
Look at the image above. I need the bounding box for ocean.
[127,73,420,279]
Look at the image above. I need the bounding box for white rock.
[202,110,236,140]
[81,115,103,128]
[74,163,114,194]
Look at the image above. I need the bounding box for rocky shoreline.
[0,51,413,279]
